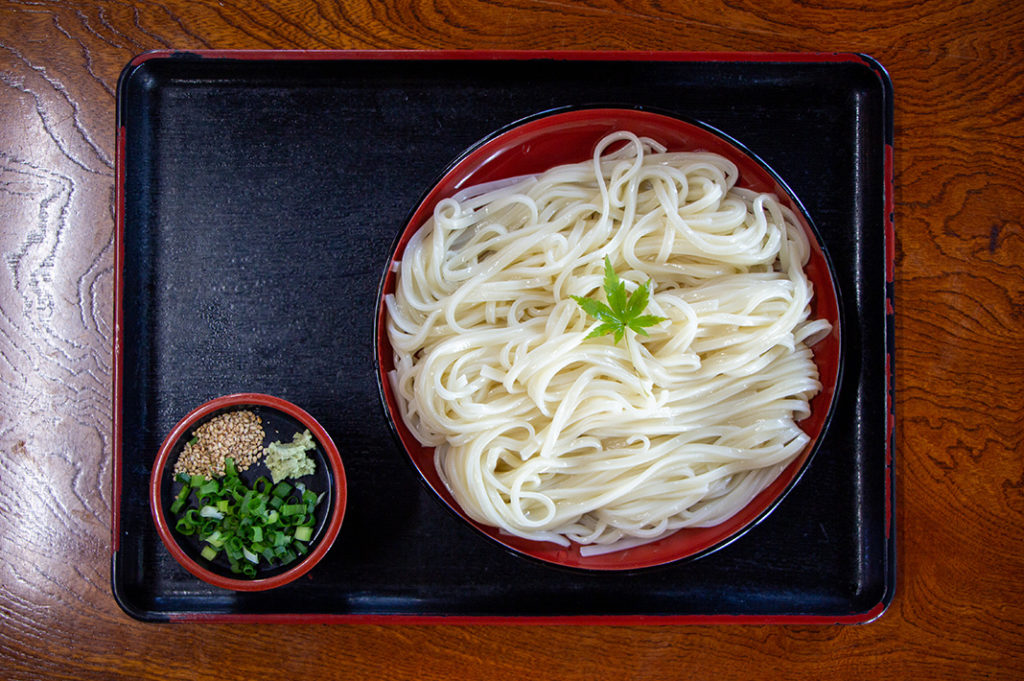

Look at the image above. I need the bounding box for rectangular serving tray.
[113,50,894,623]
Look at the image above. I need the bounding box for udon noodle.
[385,131,830,552]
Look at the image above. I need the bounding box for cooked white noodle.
[385,131,829,550]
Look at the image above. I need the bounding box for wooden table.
[1,1,1021,679]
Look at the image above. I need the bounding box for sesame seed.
[172,409,265,478]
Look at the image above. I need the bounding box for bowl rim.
[149,392,347,591]
[374,104,845,572]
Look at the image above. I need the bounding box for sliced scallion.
[169,456,323,578]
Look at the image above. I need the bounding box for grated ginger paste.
[264,429,317,483]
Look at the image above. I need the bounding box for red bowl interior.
[149,393,347,590]
[376,107,842,571]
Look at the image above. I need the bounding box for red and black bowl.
[150,393,347,590]
[374,106,843,571]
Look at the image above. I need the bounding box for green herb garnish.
[171,457,321,578]
[571,256,666,344]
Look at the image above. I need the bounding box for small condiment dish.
[149,392,346,591]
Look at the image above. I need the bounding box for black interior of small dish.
[158,405,334,580]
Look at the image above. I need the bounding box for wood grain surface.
[1,1,1022,679]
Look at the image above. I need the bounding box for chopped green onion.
[281,503,305,517]
[169,452,325,578]
[199,505,223,519]
[244,496,265,516]
[242,546,259,564]
[170,485,190,515]
[175,516,196,535]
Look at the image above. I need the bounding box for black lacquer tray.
[112,51,894,623]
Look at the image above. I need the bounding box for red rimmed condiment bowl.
[150,393,346,590]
